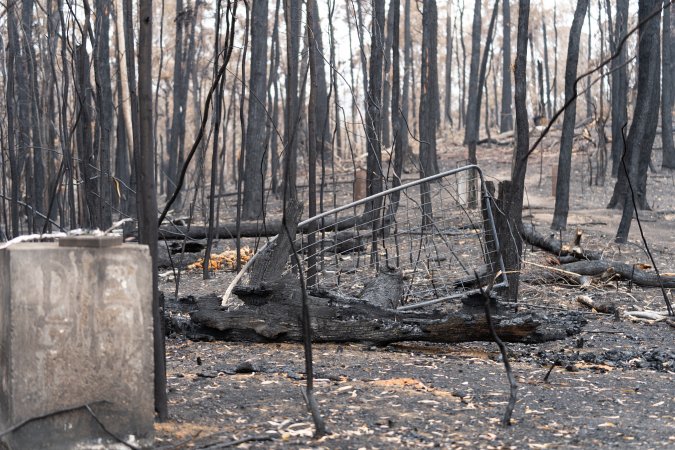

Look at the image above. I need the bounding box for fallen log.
[522,223,602,261]
[560,260,675,288]
[190,276,586,344]
[158,215,363,240]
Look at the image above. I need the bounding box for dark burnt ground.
[156,140,675,448]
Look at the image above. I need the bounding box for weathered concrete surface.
[0,242,154,449]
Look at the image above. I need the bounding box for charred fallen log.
[189,275,586,344]
[560,260,675,288]
[521,223,602,261]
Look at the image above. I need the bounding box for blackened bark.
[500,0,513,132]
[613,0,661,242]
[242,0,269,220]
[75,42,99,228]
[166,0,186,198]
[551,0,589,231]
[419,0,440,177]
[391,0,403,195]
[137,0,166,419]
[464,0,481,154]
[401,0,412,161]
[283,0,302,202]
[309,0,330,147]
[366,0,386,199]
[94,0,114,229]
[6,4,19,236]
[445,4,453,124]
[500,0,530,302]
[382,2,394,147]
[662,0,675,169]
[542,19,552,119]
[610,0,629,176]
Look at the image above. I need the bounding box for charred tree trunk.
[613,0,661,242]
[283,0,302,202]
[500,0,513,132]
[94,0,114,229]
[419,0,440,178]
[445,3,453,124]
[610,0,629,176]
[464,0,481,155]
[366,0,386,202]
[551,0,589,231]
[241,0,269,220]
[662,0,675,169]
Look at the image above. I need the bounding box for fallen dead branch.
[521,223,602,261]
[560,260,675,288]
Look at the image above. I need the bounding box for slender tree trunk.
[501,0,530,302]
[610,0,629,176]
[551,0,589,231]
[445,2,453,124]
[382,2,394,147]
[662,0,675,169]
[283,0,302,202]
[613,0,661,242]
[553,4,559,113]
[366,0,386,198]
[419,0,440,177]
[464,0,481,153]
[585,2,593,120]
[542,19,552,119]
[391,0,403,192]
[500,0,513,132]
[401,0,412,161]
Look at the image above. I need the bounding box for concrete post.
[0,239,154,449]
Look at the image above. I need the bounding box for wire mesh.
[285,165,507,310]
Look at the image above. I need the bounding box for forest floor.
[154,133,675,449]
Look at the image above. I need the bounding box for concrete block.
[0,241,154,449]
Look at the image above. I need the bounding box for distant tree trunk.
[283,0,302,201]
[75,41,99,228]
[537,60,545,117]
[94,0,114,229]
[166,0,186,199]
[391,0,403,190]
[366,0,385,199]
[585,2,593,120]
[268,0,282,190]
[552,4,559,113]
[122,0,141,216]
[308,0,330,147]
[551,0,589,231]
[18,0,35,231]
[401,0,412,161]
[610,0,629,176]
[662,0,675,169]
[356,0,369,111]
[444,3,453,124]
[542,19,552,119]
[466,0,499,168]
[464,0,481,155]
[242,0,269,220]
[500,0,513,132]
[613,0,661,242]
[328,0,342,156]
[458,2,467,128]
[382,2,394,147]
[419,0,440,177]
[401,0,415,139]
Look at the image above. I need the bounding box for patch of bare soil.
[156,139,675,448]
